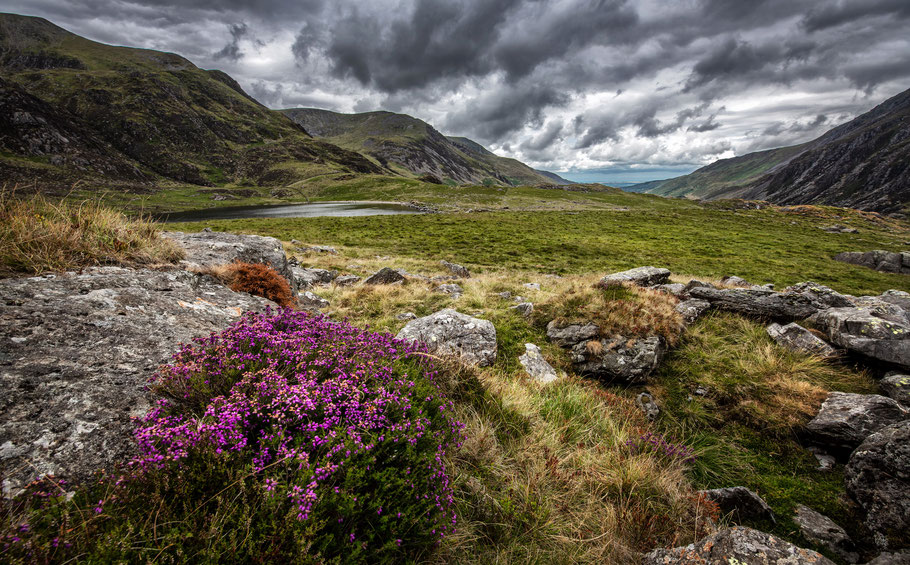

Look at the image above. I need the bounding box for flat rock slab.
[688,287,820,322]
[600,266,670,287]
[815,307,910,370]
[767,322,837,357]
[0,267,269,494]
[642,526,834,564]
[162,230,294,290]
[546,321,600,348]
[793,505,859,563]
[806,392,908,454]
[395,308,497,367]
[519,343,558,384]
[845,421,910,550]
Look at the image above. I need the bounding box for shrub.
[2,309,462,563]
[0,189,183,276]
[211,261,297,308]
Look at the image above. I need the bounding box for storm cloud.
[5,0,908,182]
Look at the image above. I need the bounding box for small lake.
[156,201,425,222]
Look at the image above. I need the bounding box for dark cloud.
[446,83,569,142]
[213,22,247,61]
[802,0,910,32]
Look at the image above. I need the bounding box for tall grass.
[0,189,183,276]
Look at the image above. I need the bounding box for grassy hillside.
[0,14,380,192]
[281,108,562,187]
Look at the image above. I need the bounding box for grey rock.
[786,281,856,309]
[440,260,471,278]
[815,307,910,369]
[297,244,338,254]
[676,299,712,324]
[809,447,837,472]
[298,291,329,311]
[834,250,910,274]
[880,373,910,407]
[396,312,417,321]
[512,295,526,303]
[699,486,776,524]
[364,267,406,285]
[436,283,463,297]
[683,279,714,293]
[688,287,821,322]
[766,322,837,357]
[523,282,541,291]
[721,275,756,288]
[865,551,910,564]
[396,309,497,367]
[794,505,859,563]
[292,266,338,289]
[496,291,512,299]
[806,392,908,454]
[636,392,660,420]
[656,283,686,296]
[162,230,295,290]
[821,224,859,233]
[878,290,910,313]
[0,267,269,493]
[519,343,558,384]
[845,421,910,550]
[333,274,361,287]
[511,302,534,316]
[642,527,833,565]
[599,266,670,287]
[570,335,666,384]
[545,320,600,347]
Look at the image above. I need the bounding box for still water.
[157,201,424,222]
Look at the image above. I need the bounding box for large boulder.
[880,373,910,407]
[687,287,820,322]
[793,505,859,564]
[395,309,497,367]
[364,267,406,285]
[806,392,908,454]
[569,335,666,384]
[815,307,910,370]
[834,250,910,274]
[0,268,269,495]
[599,266,671,288]
[545,321,600,348]
[519,343,559,384]
[845,421,910,550]
[766,322,837,357]
[162,230,295,290]
[642,526,834,564]
[699,486,775,524]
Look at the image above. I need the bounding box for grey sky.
[5,0,909,182]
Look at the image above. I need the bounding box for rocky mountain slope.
[0,13,380,191]
[281,108,569,186]
[635,88,910,214]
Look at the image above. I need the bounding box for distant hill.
[634,88,910,213]
[0,13,380,191]
[281,108,567,186]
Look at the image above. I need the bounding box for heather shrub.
[210,261,297,308]
[2,310,462,563]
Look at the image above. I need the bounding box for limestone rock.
[437,283,463,298]
[786,282,856,309]
[0,267,270,494]
[600,266,670,288]
[298,291,329,311]
[806,392,908,454]
[834,250,910,274]
[642,527,834,565]
[793,505,859,563]
[676,299,711,324]
[656,283,686,296]
[545,321,600,348]
[570,335,666,384]
[683,279,714,294]
[396,312,417,321]
[864,551,910,564]
[519,343,558,384]
[845,421,910,550]
[364,267,406,285]
[511,302,534,316]
[523,282,541,291]
[396,309,497,367]
[292,266,338,289]
[699,486,775,524]
[880,372,910,407]
[766,322,837,357]
[440,260,470,278]
[334,274,361,287]
[688,287,820,321]
[815,307,910,369]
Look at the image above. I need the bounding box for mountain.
[280,108,566,186]
[635,88,910,213]
[0,13,380,191]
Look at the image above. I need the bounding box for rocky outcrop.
[766,322,837,357]
[845,421,910,550]
[569,335,666,384]
[806,392,908,454]
[395,309,497,367]
[642,526,834,564]
[834,251,910,275]
[793,505,859,563]
[687,287,820,322]
[699,487,775,524]
[0,267,270,494]
[815,307,910,370]
[880,373,910,407]
[364,267,406,285]
[440,260,471,278]
[599,266,670,287]
[519,343,558,384]
[163,230,296,290]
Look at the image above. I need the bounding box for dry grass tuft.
[0,190,183,276]
[205,261,297,308]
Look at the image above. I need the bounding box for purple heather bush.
[626,432,697,465]
[2,309,463,563]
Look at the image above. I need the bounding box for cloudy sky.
[6,0,910,182]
